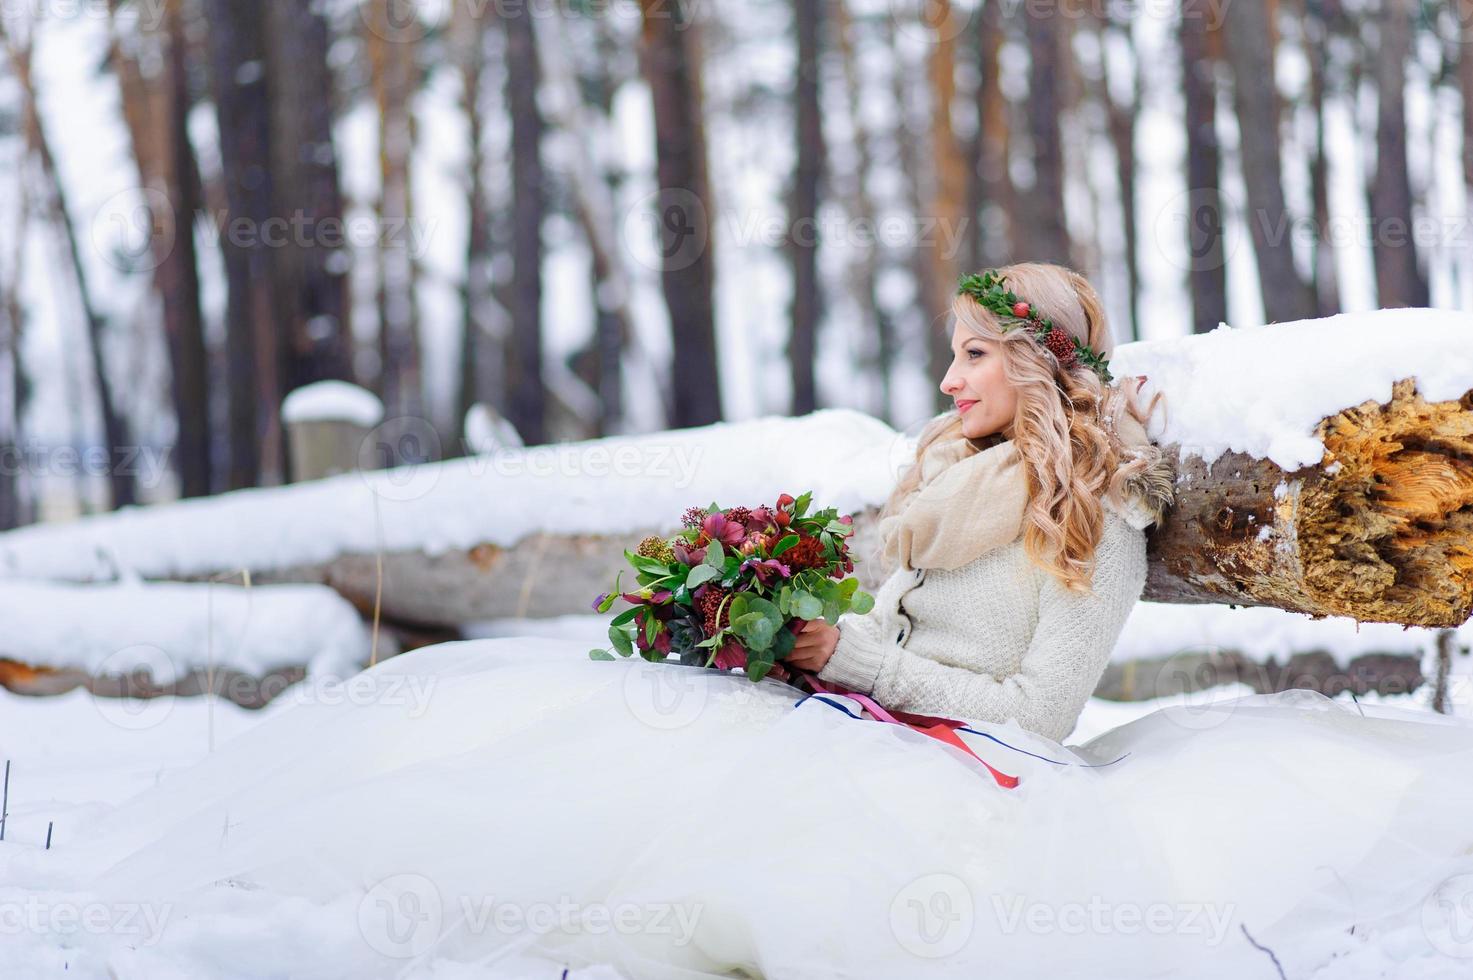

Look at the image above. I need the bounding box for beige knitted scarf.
[878,410,1164,572]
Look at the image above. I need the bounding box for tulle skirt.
[10,636,1473,979]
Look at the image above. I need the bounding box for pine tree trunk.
[968,0,1015,271]
[789,0,824,415]
[1096,13,1142,340]
[365,0,422,428]
[205,0,271,489]
[1302,0,1341,316]
[265,0,355,400]
[1022,5,1070,264]
[453,2,494,441]
[638,0,723,428]
[1367,0,1430,308]
[1222,0,1317,321]
[503,2,547,444]
[160,0,210,497]
[1181,1,1228,334]
[831,0,895,422]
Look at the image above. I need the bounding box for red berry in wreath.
[1012,301,1030,318]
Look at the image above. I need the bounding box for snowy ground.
[0,660,1467,972]
[4,612,1472,978]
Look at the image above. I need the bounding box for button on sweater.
[815,497,1150,743]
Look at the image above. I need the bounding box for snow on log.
[0,580,375,703]
[0,310,1469,630]
[1115,309,1473,627]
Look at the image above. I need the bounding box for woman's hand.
[787,619,841,673]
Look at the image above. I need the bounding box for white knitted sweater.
[816,497,1151,743]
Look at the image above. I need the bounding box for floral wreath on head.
[956,270,1114,384]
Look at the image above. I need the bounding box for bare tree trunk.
[1302,0,1342,316]
[3,23,135,509]
[926,0,966,312]
[1181,0,1229,334]
[1222,0,1317,321]
[1099,15,1142,341]
[883,12,948,413]
[107,0,211,496]
[1463,0,1473,196]
[161,0,210,497]
[205,0,270,489]
[0,177,29,530]
[1022,4,1070,264]
[966,0,1015,272]
[1367,0,1429,308]
[789,0,824,415]
[831,0,895,422]
[453,2,494,442]
[265,0,355,400]
[366,0,422,426]
[503,2,547,444]
[638,0,723,427]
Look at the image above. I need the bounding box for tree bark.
[364,0,423,433]
[638,0,723,428]
[789,0,824,415]
[967,0,1015,273]
[1221,0,1318,321]
[1180,0,1229,334]
[1302,0,1341,317]
[1367,0,1430,308]
[831,0,895,422]
[265,0,355,399]
[503,1,547,444]
[205,0,272,490]
[1022,3,1070,264]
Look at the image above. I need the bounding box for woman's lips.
[956,400,978,413]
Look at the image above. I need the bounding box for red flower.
[776,493,795,509]
[701,513,746,548]
[1042,327,1078,370]
[1012,301,1030,318]
[784,535,827,571]
[714,638,747,671]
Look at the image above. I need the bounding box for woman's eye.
[967,350,982,360]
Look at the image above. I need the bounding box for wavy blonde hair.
[878,262,1167,594]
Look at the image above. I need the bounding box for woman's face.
[939,324,1018,440]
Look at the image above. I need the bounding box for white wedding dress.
[12,636,1473,979]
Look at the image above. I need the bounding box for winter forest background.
[0,0,1468,527]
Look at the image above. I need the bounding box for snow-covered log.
[0,311,1469,630]
[1140,377,1473,626]
[1114,310,1473,628]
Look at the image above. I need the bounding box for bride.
[13,263,1473,980]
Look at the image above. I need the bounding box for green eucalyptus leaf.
[589,649,617,661]
[686,564,720,588]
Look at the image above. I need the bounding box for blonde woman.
[790,262,1174,743]
[34,265,1473,979]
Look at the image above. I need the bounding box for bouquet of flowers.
[589,492,875,682]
